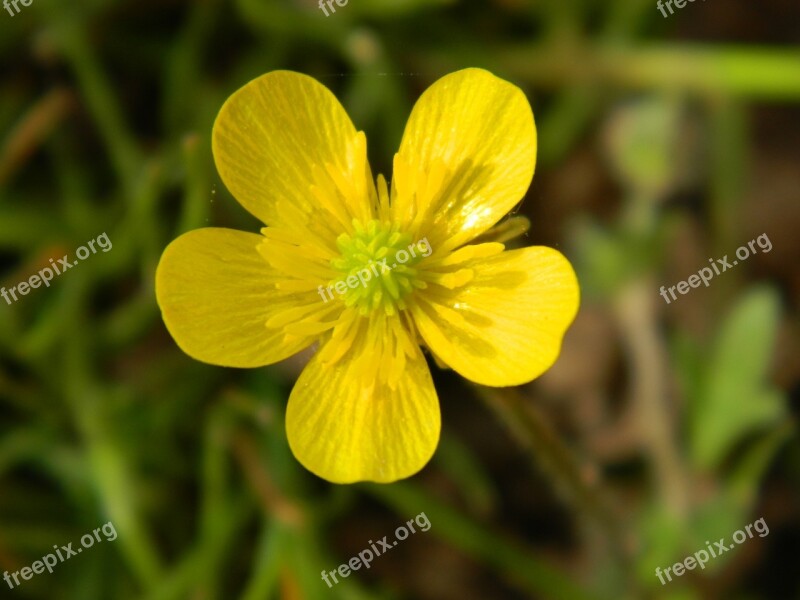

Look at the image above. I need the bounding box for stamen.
[327,219,428,315]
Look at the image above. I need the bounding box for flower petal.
[392,68,536,250]
[411,247,579,386]
[286,314,440,483]
[155,228,318,367]
[212,71,376,237]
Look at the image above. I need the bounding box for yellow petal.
[286,315,440,483]
[155,228,319,367]
[212,71,375,237]
[411,247,579,386]
[392,68,536,250]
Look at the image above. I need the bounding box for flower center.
[330,220,428,315]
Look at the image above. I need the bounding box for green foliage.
[689,287,786,471]
[1,0,797,598]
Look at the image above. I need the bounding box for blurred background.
[1,0,799,598]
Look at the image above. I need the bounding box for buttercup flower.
[155,68,579,484]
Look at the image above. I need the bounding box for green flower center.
[330,220,428,315]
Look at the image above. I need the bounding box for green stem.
[419,43,800,100]
[613,279,691,520]
[43,8,141,190]
[475,386,634,574]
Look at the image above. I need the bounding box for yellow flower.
[155,68,579,484]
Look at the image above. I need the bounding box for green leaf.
[571,220,631,298]
[685,494,745,570]
[690,287,785,470]
[727,421,794,509]
[636,505,685,587]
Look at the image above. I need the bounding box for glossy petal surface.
[213,71,375,238]
[392,68,537,250]
[286,314,440,483]
[411,246,579,386]
[156,228,317,367]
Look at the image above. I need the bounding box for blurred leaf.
[571,219,658,298]
[571,221,629,298]
[636,505,685,587]
[639,495,745,589]
[685,494,744,570]
[604,96,684,198]
[727,420,794,509]
[689,287,785,470]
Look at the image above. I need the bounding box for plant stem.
[475,385,636,591]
